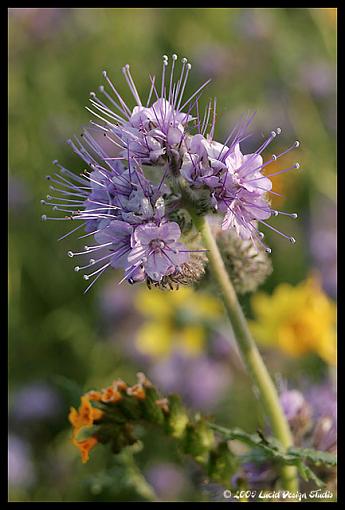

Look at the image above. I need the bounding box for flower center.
[149,239,165,252]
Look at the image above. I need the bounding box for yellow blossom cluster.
[250,276,336,364]
[134,287,223,358]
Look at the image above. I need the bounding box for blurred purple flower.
[10,8,67,41]
[279,387,312,444]
[280,389,306,422]
[309,198,337,297]
[305,382,337,453]
[98,280,134,322]
[299,61,335,97]
[235,10,273,41]
[150,351,230,411]
[11,383,62,422]
[193,44,230,79]
[8,176,29,212]
[145,462,185,500]
[209,331,234,360]
[306,382,336,422]
[232,462,277,491]
[8,434,35,488]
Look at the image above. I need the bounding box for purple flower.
[306,383,337,423]
[279,387,312,443]
[232,462,277,491]
[182,124,299,250]
[127,222,188,282]
[309,198,337,297]
[8,176,29,212]
[145,462,186,500]
[98,281,135,324]
[8,435,35,489]
[150,352,230,411]
[11,383,61,422]
[41,129,127,235]
[42,126,191,289]
[306,382,337,453]
[280,389,306,422]
[93,220,133,269]
[278,381,336,453]
[42,53,299,290]
[299,60,335,97]
[88,55,209,166]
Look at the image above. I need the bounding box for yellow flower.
[249,276,336,365]
[134,287,223,358]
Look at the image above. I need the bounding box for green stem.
[193,213,298,492]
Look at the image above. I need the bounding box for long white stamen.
[259,220,296,243]
[58,224,84,241]
[179,79,211,111]
[83,264,109,293]
[122,64,142,106]
[177,62,191,110]
[102,70,132,117]
[173,57,187,108]
[98,85,127,122]
[168,54,177,103]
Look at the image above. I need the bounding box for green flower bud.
[165,395,189,439]
[140,386,165,425]
[183,418,216,465]
[210,228,272,294]
[207,441,239,484]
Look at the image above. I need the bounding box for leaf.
[287,447,336,468]
[209,423,337,469]
[297,461,325,488]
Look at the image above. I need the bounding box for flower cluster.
[68,374,336,495]
[42,54,299,291]
[249,276,336,364]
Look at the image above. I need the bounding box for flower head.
[42,53,299,291]
[89,55,210,167]
[181,123,300,251]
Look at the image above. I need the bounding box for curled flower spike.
[68,372,238,482]
[68,373,336,490]
[42,54,299,291]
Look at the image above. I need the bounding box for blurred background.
[8,8,336,502]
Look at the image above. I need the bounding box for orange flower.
[72,436,98,464]
[100,384,122,403]
[68,395,103,438]
[86,390,103,402]
[156,398,169,414]
[114,379,128,392]
[127,384,146,400]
